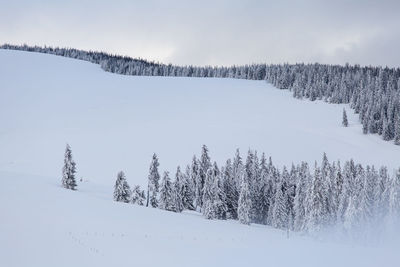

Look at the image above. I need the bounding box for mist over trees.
[2,44,399,145]
[111,145,400,238]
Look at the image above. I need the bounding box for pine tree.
[389,168,400,221]
[359,166,377,227]
[342,108,349,127]
[131,185,145,205]
[376,166,390,219]
[273,174,288,229]
[113,171,131,203]
[174,166,184,213]
[203,168,216,219]
[258,153,272,224]
[238,178,251,225]
[146,153,160,208]
[307,163,326,233]
[159,171,175,211]
[61,144,77,190]
[394,116,400,145]
[197,145,211,210]
[223,159,239,219]
[182,165,195,210]
[191,156,201,209]
[344,164,364,234]
[294,162,310,231]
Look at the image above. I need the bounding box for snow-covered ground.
[1,172,398,267]
[1,50,399,266]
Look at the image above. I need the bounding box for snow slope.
[0,49,399,189]
[1,50,400,266]
[1,172,398,267]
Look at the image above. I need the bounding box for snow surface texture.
[1,50,399,266]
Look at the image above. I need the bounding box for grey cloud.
[0,0,399,67]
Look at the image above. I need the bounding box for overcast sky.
[1,0,399,67]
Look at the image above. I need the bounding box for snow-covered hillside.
[1,50,399,189]
[1,50,399,266]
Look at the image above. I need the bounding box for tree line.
[2,44,399,145]
[62,144,400,237]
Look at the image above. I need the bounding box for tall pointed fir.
[202,168,216,219]
[146,153,160,208]
[191,156,200,209]
[131,185,145,206]
[213,163,228,220]
[294,162,310,231]
[197,145,211,211]
[182,165,195,210]
[61,144,77,190]
[359,166,377,229]
[273,169,288,229]
[230,149,243,218]
[342,108,349,127]
[113,171,131,203]
[389,168,400,222]
[174,166,184,213]
[394,116,400,145]
[223,159,239,219]
[238,177,252,225]
[306,163,326,234]
[159,171,175,211]
[258,153,271,225]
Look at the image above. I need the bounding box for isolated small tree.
[113,171,131,203]
[342,109,349,127]
[61,144,77,190]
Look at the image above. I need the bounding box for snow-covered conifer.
[238,177,252,225]
[174,166,185,212]
[131,185,146,206]
[342,108,349,127]
[113,171,131,203]
[61,144,77,190]
[159,171,175,211]
[197,145,211,210]
[146,153,160,208]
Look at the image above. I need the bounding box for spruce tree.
[61,144,77,190]
[174,166,184,213]
[197,145,211,210]
[203,168,216,219]
[131,185,145,205]
[307,164,325,233]
[238,178,251,225]
[389,168,400,221]
[294,162,310,231]
[159,171,175,211]
[113,171,131,203]
[394,117,400,145]
[273,177,288,229]
[182,165,195,210]
[146,153,160,208]
[342,108,349,127]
